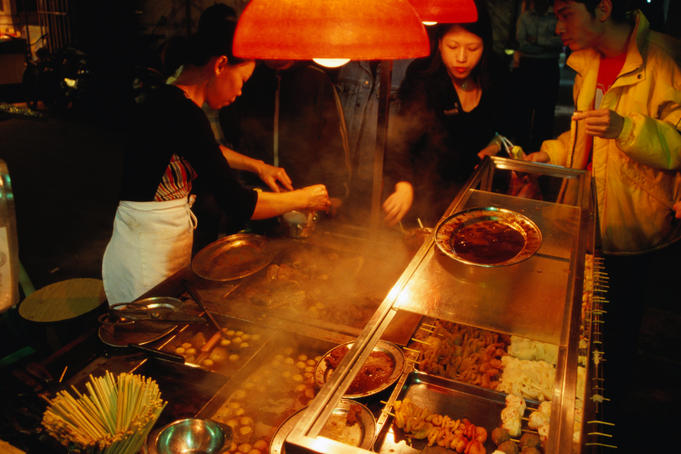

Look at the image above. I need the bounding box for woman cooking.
[383,0,510,226]
[102,20,331,304]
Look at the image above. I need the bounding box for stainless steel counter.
[285,157,596,454]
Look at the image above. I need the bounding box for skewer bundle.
[41,371,166,454]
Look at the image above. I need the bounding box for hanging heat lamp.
[231,0,435,231]
[408,0,478,25]
[232,0,430,67]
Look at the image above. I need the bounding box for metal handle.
[128,343,185,363]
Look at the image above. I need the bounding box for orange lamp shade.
[408,0,478,24]
[233,0,430,61]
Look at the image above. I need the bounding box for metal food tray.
[197,332,348,448]
[157,315,270,376]
[192,239,406,337]
[405,317,511,392]
[375,371,509,454]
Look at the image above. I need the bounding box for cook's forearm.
[220,144,263,173]
[251,190,299,219]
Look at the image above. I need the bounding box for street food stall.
[275,156,606,454]
[10,156,614,454]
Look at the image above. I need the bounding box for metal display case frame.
[284,156,595,454]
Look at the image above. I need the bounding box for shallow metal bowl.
[148,418,230,454]
[314,340,404,399]
[435,206,542,267]
[192,233,273,282]
[270,399,375,454]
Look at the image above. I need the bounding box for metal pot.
[281,210,318,238]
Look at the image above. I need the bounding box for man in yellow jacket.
[530,1,681,254]
[528,0,680,448]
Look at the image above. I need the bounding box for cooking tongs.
[106,298,207,325]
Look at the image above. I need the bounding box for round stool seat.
[18,278,106,323]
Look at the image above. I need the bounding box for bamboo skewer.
[587,419,615,426]
[410,338,432,345]
[585,442,618,448]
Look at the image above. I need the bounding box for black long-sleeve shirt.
[386,61,507,224]
[120,84,257,228]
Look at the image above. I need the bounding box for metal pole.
[273,71,281,167]
[186,0,191,36]
[369,59,393,233]
[22,0,33,62]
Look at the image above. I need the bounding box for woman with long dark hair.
[102,19,330,304]
[383,1,509,225]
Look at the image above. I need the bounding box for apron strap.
[187,194,198,230]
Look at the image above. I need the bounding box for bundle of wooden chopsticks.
[41,371,166,454]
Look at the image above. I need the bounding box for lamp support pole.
[370,59,393,233]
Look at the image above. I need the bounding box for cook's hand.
[299,184,331,211]
[257,162,293,192]
[525,151,550,163]
[572,109,625,139]
[477,143,501,160]
[673,200,681,219]
[383,182,413,226]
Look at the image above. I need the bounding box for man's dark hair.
[570,0,641,23]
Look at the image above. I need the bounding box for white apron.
[102,198,196,305]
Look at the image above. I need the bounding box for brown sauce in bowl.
[325,346,395,395]
[450,220,525,264]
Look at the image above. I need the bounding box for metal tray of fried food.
[435,206,542,267]
[407,318,510,391]
[192,233,274,282]
[376,371,506,454]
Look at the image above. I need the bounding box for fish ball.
[253,440,268,450]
